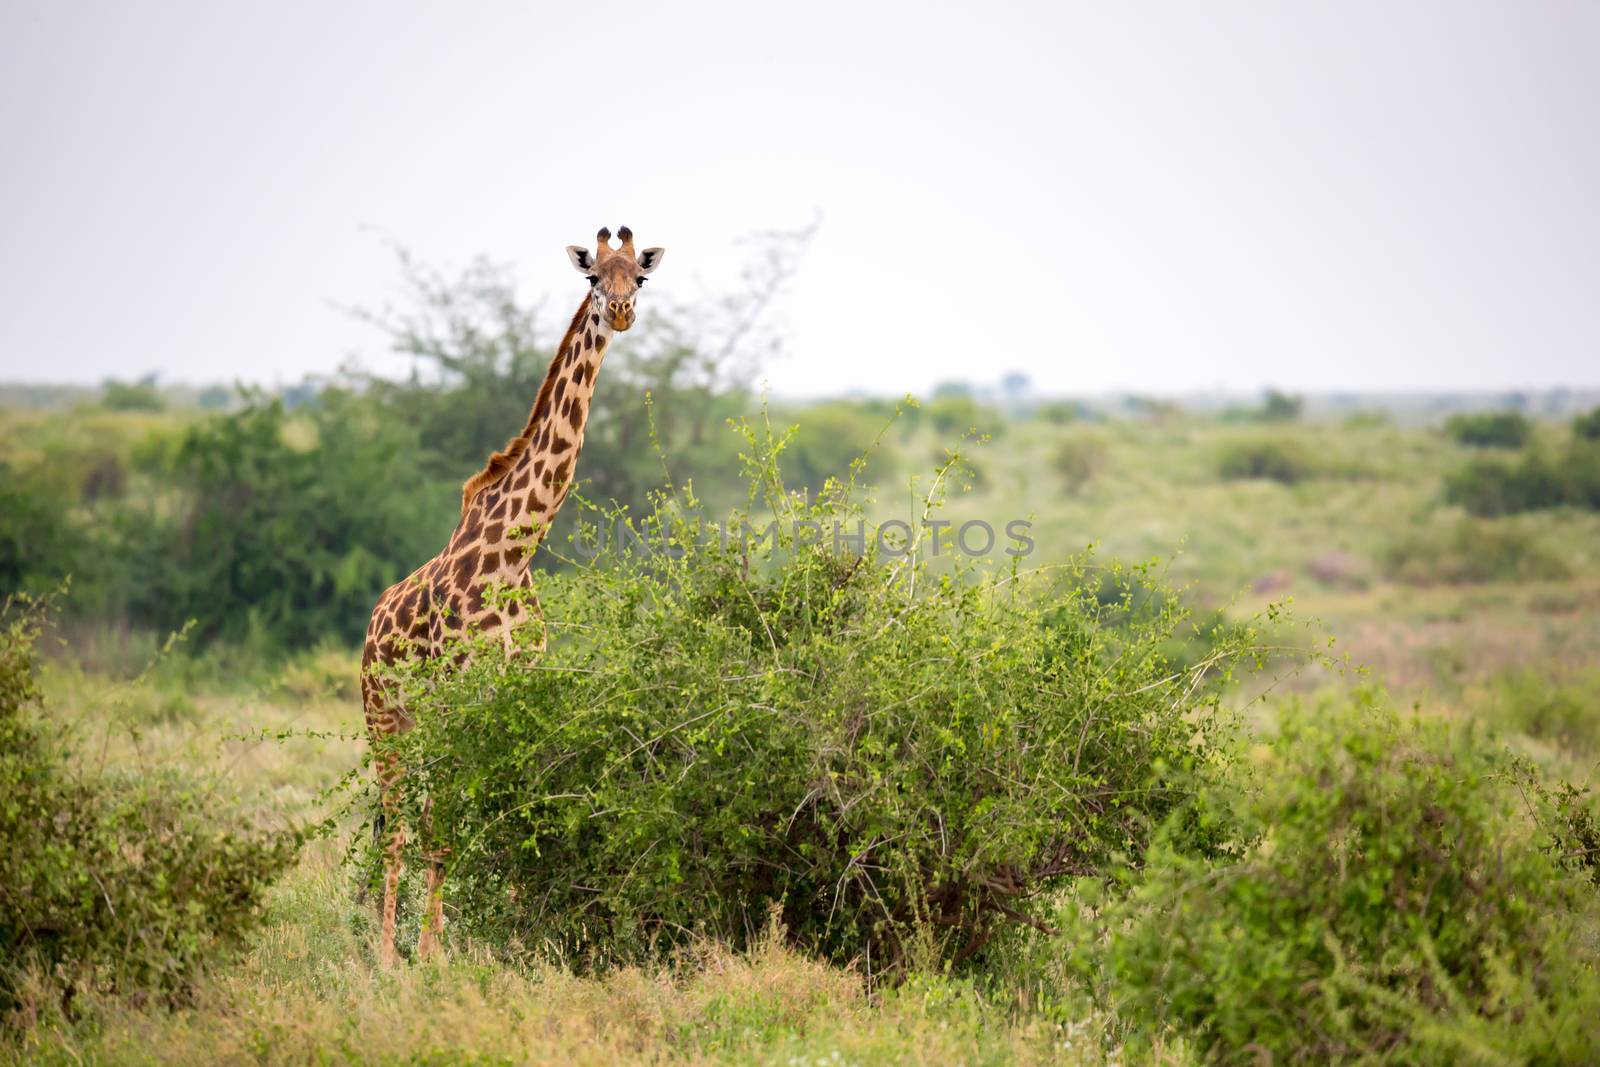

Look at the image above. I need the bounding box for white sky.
[2,1,1597,396]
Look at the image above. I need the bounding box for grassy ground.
[8,409,1600,1063]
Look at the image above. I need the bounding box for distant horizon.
[6,375,1598,407]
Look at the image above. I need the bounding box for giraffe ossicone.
[360,225,665,965]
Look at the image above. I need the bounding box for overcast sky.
[2,2,1596,396]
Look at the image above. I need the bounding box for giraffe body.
[361,227,664,964]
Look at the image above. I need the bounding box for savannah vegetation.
[4,246,1600,1063]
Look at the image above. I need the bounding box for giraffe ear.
[566,245,594,272]
[636,247,665,274]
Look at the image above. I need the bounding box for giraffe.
[360,225,665,965]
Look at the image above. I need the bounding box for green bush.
[1444,452,1565,515]
[1066,698,1600,1062]
[0,596,299,1017]
[1575,406,1600,442]
[1216,436,1313,484]
[1445,440,1600,515]
[776,403,890,494]
[116,395,454,648]
[376,432,1263,973]
[1477,668,1600,753]
[1049,433,1107,494]
[922,394,1002,439]
[100,378,165,413]
[1222,388,1303,423]
[1444,410,1531,448]
[0,463,76,597]
[1382,518,1571,585]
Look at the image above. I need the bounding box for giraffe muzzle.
[607,299,634,331]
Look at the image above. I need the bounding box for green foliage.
[99,377,165,413]
[1049,432,1108,494]
[0,463,76,596]
[1575,406,1600,442]
[1444,410,1531,448]
[1382,518,1571,585]
[0,596,299,1017]
[1222,388,1303,423]
[920,394,1003,438]
[1216,435,1313,484]
[1477,668,1600,753]
[1444,439,1600,515]
[1066,698,1600,1062]
[1034,399,1088,425]
[774,402,891,494]
[375,430,1262,974]
[115,394,453,648]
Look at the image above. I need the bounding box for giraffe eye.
[586,275,599,285]
[636,276,647,286]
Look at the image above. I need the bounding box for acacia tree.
[347,224,816,516]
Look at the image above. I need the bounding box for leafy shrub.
[1445,440,1600,515]
[118,395,454,648]
[1477,668,1600,753]
[1049,433,1107,494]
[0,463,76,597]
[1034,399,1088,425]
[1444,451,1565,515]
[1575,406,1600,442]
[1222,388,1303,423]
[0,596,299,1017]
[1444,410,1531,448]
[1066,698,1600,1062]
[1216,436,1313,484]
[777,403,890,494]
[922,394,1003,438]
[1382,518,1571,585]
[376,433,1263,973]
[100,378,165,413]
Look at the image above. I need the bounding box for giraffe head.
[565,226,665,331]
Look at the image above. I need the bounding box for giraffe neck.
[468,295,612,560]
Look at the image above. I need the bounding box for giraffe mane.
[458,300,590,518]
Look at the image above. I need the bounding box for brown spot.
[572,363,586,385]
[488,496,508,520]
[583,332,593,350]
[512,470,530,492]
[550,435,572,455]
[480,613,502,629]
[554,378,567,403]
[568,398,585,430]
[485,523,504,543]
[533,459,546,475]
[591,313,600,326]
[507,601,520,617]
[453,549,480,586]
[553,457,573,487]
[595,336,605,350]
[505,544,525,564]
[480,550,501,573]
[466,583,486,613]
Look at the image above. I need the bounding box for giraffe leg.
[377,753,405,968]
[416,793,446,959]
